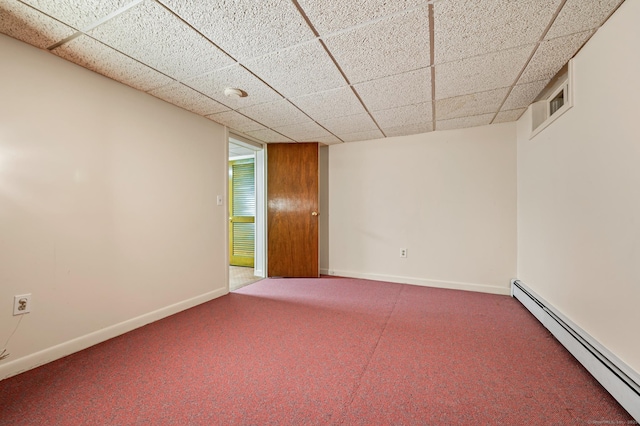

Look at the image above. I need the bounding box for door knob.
[311,211,319,216]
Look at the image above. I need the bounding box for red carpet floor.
[0,277,634,425]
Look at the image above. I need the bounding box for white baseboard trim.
[0,287,228,381]
[512,279,640,422]
[324,269,511,295]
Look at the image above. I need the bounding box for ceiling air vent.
[530,60,574,139]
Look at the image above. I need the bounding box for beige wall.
[0,35,228,379]
[517,0,640,373]
[328,123,517,294]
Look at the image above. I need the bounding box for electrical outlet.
[400,248,407,258]
[13,294,31,316]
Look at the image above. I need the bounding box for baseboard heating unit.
[511,280,640,422]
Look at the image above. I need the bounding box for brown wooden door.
[267,143,319,277]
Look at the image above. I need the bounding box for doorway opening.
[228,135,265,291]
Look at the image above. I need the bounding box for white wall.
[0,35,228,379]
[517,0,640,374]
[328,124,517,294]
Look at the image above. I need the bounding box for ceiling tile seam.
[313,2,432,41]
[290,0,320,37]
[226,100,344,144]
[46,32,83,51]
[45,0,144,50]
[12,0,81,50]
[289,0,380,139]
[206,110,269,131]
[348,66,432,88]
[153,0,237,64]
[60,33,180,92]
[489,0,569,124]
[429,4,436,131]
[230,1,432,68]
[80,0,144,33]
[437,111,503,123]
[277,98,346,143]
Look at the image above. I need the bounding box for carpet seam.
[335,284,405,425]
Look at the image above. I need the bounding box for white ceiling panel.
[315,135,342,145]
[318,113,378,135]
[245,129,293,143]
[355,68,431,112]
[493,108,526,124]
[19,0,133,30]
[385,122,433,138]
[436,113,494,131]
[89,0,235,81]
[546,0,623,40]
[518,30,593,84]
[149,83,229,115]
[0,0,75,49]
[272,121,335,142]
[297,0,428,34]
[435,45,534,99]
[340,129,385,143]
[436,88,509,121]
[6,0,623,139]
[185,64,282,110]
[291,86,366,121]
[502,79,550,111]
[434,0,561,64]
[207,110,266,133]
[323,8,430,84]
[159,0,315,61]
[244,40,346,98]
[372,103,432,130]
[53,35,174,92]
[236,99,310,128]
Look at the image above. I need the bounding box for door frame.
[228,134,266,280]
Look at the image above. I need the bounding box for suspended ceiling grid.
[0,0,625,145]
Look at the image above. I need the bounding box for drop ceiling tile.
[316,135,342,145]
[502,79,550,111]
[436,88,509,121]
[493,108,526,124]
[272,121,334,142]
[435,44,534,99]
[245,129,293,143]
[384,122,433,138]
[434,0,561,64]
[237,99,310,128]
[244,40,346,98]
[436,113,494,131]
[149,83,230,116]
[518,30,593,84]
[53,35,173,92]
[297,0,428,34]
[186,64,282,110]
[546,0,623,40]
[355,68,431,112]
[0,0,75,49]
[206,110,267,133]
[372,103,432,130]
[318,113,378,135]
[323,9,430,84]
[340,129,385,143]
[159,0,315,61]
[291,86,366,121]
[20,0,132,30]
[89,0,234,81]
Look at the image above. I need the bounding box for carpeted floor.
[0,277,634,425]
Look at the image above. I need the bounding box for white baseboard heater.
[511,280,640,422]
